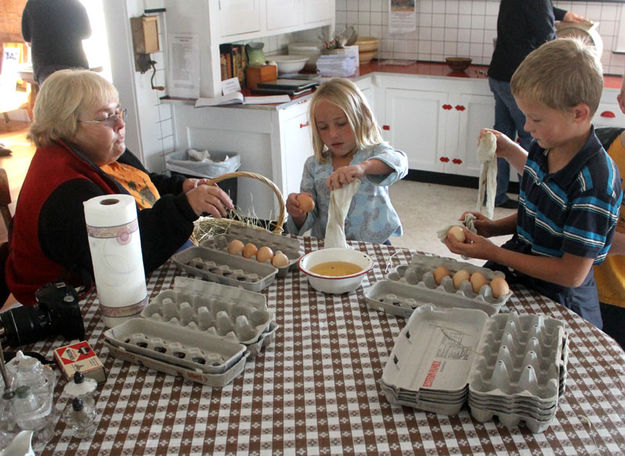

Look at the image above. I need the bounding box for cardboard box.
[245,65,277,89]
[54,340,106,383]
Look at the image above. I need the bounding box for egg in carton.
[381,306,568,433]
[378,253,511,316]
[142,277,277,354]
[199,224,301,277]
[172,246,278,292]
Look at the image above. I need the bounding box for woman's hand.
[182,177,213,193]
[326,163,366,191]
[185,184,233,217]
[286,192,310,228]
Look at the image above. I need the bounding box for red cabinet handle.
[439,157,450,162]
[601,110,616,118]
[452,158,463,164]
[299,122,310,128]
[442,104,453,110]
[455,105,465,111]
[382,125,390,130]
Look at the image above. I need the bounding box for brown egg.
[448,225,466,242]
[452,269,470,289]
[242,243,258,259]
[432,265,450,285]
[470,271,488,293]
[272,251,290,267]
[227,239,245,255]
[490,277,510,298]
[296,193,315,213]
[256,246,274,263]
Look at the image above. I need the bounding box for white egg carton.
[379,253,511,316]
[199,225,301,277]
[381,306,568,433]
[172,246,278,291]
[103,319,247,375]
[104,278,277,385]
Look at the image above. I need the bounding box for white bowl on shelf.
[299,247,374,294]
[269,55,309,74]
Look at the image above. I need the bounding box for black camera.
[0,281,85,347]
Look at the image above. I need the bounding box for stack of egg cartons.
[316,54,358,77]
[381,306,568,433]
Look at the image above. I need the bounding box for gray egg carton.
[103,319,247,375]
[381,253,511,316]
[145,276,277,354]
[172,246,278,291]
[381,306,568,433]
[199,225,301,277]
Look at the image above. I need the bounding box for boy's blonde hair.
[309,78,383,162]
[510,38,603,116]
[28,69,119,147]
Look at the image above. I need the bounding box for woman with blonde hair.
[6,69,233,305]
[285,78,408,244]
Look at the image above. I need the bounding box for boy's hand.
[327,164,365,191]
[563,12,589,24]
[444,228,498,260]
[480,128,528,174]
[286,192,309,227]
[459,211,498,238]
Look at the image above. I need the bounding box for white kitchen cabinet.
[171,96,315,220]
[376,74,494,178]
[219,0,262,37]
[166,0,334,98]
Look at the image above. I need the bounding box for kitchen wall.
[335,0,625,75]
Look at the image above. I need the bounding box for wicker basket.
[192,171,286,244]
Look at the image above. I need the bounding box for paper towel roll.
[84,195,147,327]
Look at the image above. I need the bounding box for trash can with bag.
[166,149,241,205]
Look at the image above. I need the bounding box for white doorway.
[81,0,112,81]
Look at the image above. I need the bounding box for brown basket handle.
[207,171,285,234]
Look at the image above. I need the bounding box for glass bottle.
[65,397,97,439]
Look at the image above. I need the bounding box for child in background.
[593,77,625,347]
[445,38,622,329]
[286,78,408,244]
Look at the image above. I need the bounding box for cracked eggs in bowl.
[299,247,373,294]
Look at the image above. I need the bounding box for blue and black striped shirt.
[517,128,622,263]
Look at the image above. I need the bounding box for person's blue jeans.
[488,78,532,205]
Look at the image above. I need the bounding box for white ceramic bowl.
[270,55,309,74]
[299,247,374,294]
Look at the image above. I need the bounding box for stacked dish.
[381,306,568,433]
[104,277,277,386]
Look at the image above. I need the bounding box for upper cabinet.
[165,0,334,97]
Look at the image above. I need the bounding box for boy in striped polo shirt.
[445,38,622,329]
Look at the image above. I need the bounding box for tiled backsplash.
[335,0,625,75]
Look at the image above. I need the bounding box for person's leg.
[488,78,517,207]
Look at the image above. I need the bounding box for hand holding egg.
[296,193,315,213]
[447,225,466,243]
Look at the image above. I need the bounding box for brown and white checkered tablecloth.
[27,238,625,455]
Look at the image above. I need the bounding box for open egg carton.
[366,253,512,317]
[199,224,302,277]
[381,305,568,433]
[103,277,277,386]
[172,246,278,292]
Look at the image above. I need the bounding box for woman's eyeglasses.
[79,108,127,127]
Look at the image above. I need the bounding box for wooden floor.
[0,123,35,242]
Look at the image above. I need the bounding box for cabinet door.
[384,88,448,173]
[454,92,495,177]
[266,0,301,31]
[303,0,334,24]
[280,101,315,196]
[218,0,262,37]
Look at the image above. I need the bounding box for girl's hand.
[326,164,366,191]
[444,228,498,261]
[185,184,233,217]
[286,192,309,228]
[459,211,498,238]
